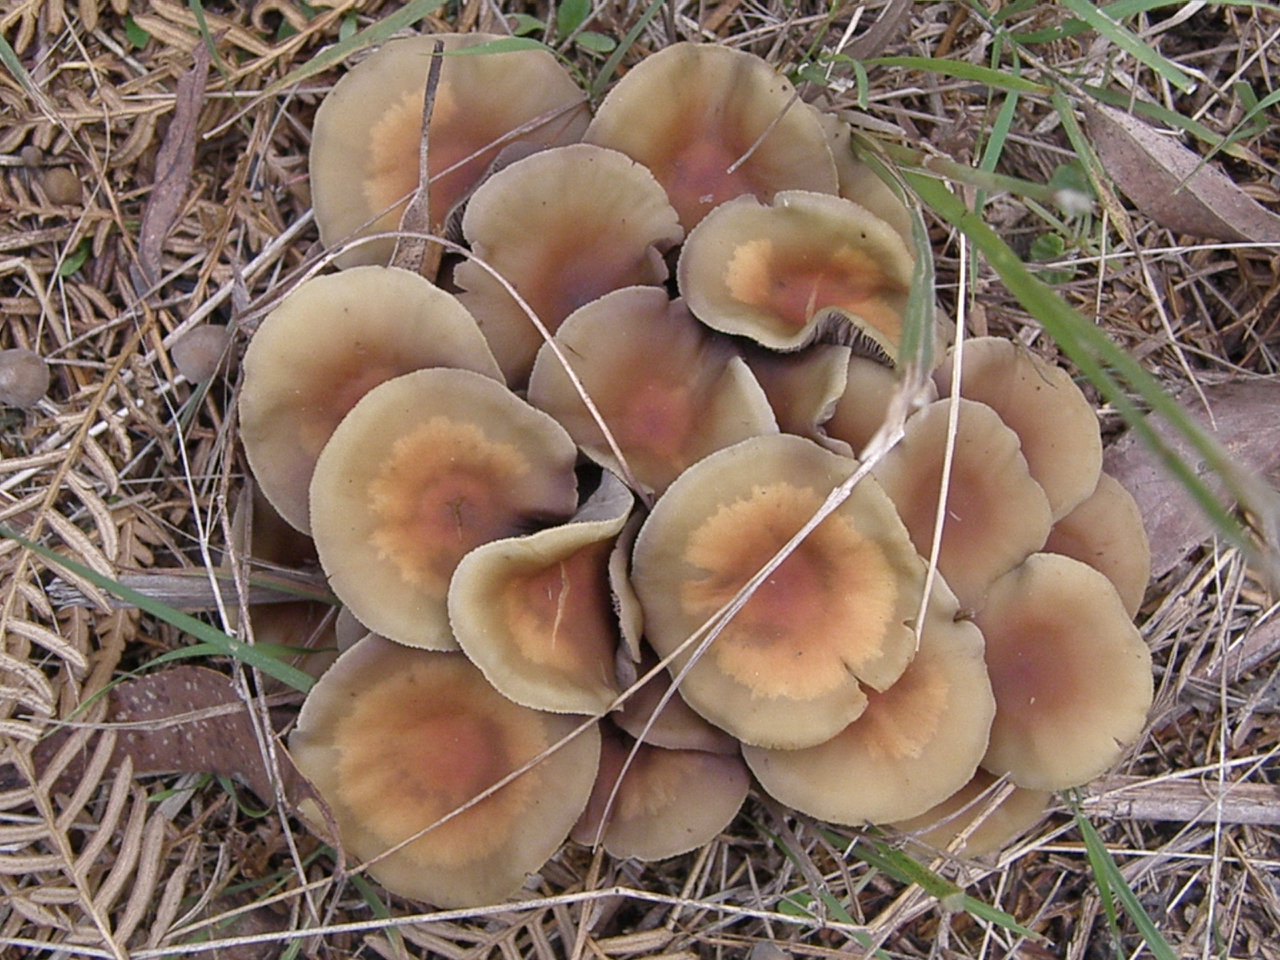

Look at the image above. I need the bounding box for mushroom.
[743,578,996,825]
[891,769,1050,858]
[810,106,914,246]
[0,348,50,408]
[612,644,740,755]
[171,324,232,383]
[871,398,1054,612]
[823,354,938,458]
[571,723,749,861]
[974,552,1153,791]
[740,343,851,449]
[238,265,502,534]
[526,286,778,495]
[678,191,914,358]
[448,470,634,715]
[584,42,839,231]
[308,367,579,650]
[454,144,683,387]
[1043,472,1150,617]
[310,33,590,268]
[631,434,926,750]
[290,636,601,907]
[934,337,1103,521]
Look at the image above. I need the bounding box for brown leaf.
[1084,102,1280,243]
[138,45,211,289]
[1105,379,1280,578]
[105,665,299,805]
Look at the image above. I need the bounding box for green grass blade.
[588,0,665,100]
[1070,797,1179,960]
[187,0,230,81]
[864,56,1049,95]
[844,834,1041,938]
[260,0,448,97]
[0,527,314,692]
[1057,0,1196,92]
[902,172,1277,578]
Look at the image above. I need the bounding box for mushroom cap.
[678,191,914,357]
[608,511,646,663]
[1044,472,1150,617]
[975,553,1153,791]
[743,578,996,825]
[631,434,926,750]
[934,337,1103,521]
[0,348,50,408]
[290,637,601,907]
[612,644,740,755]
[810,108,914,247]
[584,42,838,230]
[741,343,851,448]
[572,725,749,861]
[891,768,1050,858]
[309,367,579,650]
[448,470,634,715]
[526,286,778,495]
[311,34,589,267]
[455,145,683,387]
[239,265,502,535]
[824,354,938,458]
[872,398,1054,612]
[171,324,232,383]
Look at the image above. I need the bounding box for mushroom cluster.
[237,37,1155,905]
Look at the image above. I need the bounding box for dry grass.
[2,0,1279,957]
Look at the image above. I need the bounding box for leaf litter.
[1,0,1280,957]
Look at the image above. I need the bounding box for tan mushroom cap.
[824,354,938,458]
[810,106,914,247]
[744,578,996,825]
[872,398,1054,612]
[612,644,740,755]
[584,42,838,231]
[527,286,778,495]
[975,553,1153,791]
[609,511,645,663]
[455,145,683,387]
[0,347,50,408]
[290,637,601,908]
[449,471,634,715]
[311,34,589,267]
[934,337,1103,521]
[741,343,851,448]
[631,434,926,750]
[679,191,914,357]
[1044,472,1150,617]
[239,265,502,535]
[309,368,578,650]
[891,768,1050,858]
[572,725,749,861]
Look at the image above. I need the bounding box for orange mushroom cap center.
[680,483,900,701]
[367,418,530,592]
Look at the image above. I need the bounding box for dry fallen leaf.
[138,44,211,288]
[106,665,298,804]
[1105,378,1280,579]
[1084,102,1280,243]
